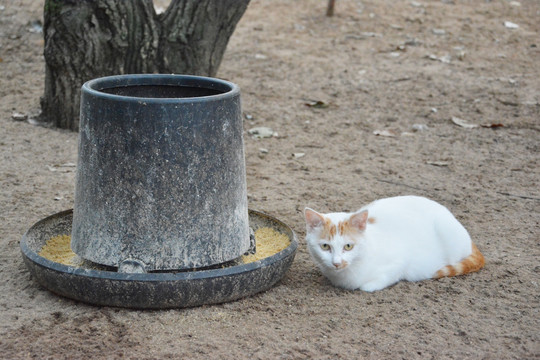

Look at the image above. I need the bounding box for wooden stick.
[497,192,540,201]
[326,0,336,16]
[376,178,425,192]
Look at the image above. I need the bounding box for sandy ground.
[1,0,539,358]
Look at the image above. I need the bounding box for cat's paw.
[360,280,391,292]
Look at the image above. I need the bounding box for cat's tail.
[434,243,485,279]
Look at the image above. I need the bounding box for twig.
[392,77,412,82]
[497,192,540,201]
[377,178,425,191]
[496,98,519,107]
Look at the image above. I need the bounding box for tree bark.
[41,0,250,130]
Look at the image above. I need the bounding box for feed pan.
[20,209,297,309]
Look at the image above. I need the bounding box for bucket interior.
[100,85,223,98]
[87,75,235,99]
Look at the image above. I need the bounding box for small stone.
[248,127,276,138]
[504,21,519,29]
[412,124,428,132]
[11,112,27,121]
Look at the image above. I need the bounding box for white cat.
[304,196,484,292]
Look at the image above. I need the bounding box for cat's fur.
[304,196,484,291]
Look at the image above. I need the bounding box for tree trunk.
[40,0,250,131]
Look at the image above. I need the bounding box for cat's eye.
[344,244,354,251]
[320,243,331,251]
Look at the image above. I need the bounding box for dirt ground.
[1,0,539,358]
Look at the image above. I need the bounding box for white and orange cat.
[304,196,484,291]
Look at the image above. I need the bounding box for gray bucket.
[71,74,250,271]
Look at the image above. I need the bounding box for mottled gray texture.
[72,75,250,271]
[21,209,297,309]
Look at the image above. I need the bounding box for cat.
[304,195,484,292]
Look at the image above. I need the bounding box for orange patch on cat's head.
[316,211,370,240]
[321,218,337,240]
[337,216,371,237]
[305,209,371,241]
[337,220,356,237]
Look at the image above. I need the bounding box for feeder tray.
[21,74,296,309]
[20,209,297,309]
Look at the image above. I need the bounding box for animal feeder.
[20,74,297,309]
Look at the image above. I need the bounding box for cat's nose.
[333,261,346,269]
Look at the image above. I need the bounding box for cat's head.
[304,208,368,272]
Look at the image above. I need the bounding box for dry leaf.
[480,123,504,128]
[27,118,43,126]
[428,54,451,63]
[412,124,428,132]
[47,164,75,173]
[373,129,397,137]
[305,100,329,109]
[451,116,479,129]
[427,161,449,167]
[248,127,276,138]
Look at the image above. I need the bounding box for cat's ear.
[304,208,325,230]
[349,210,369,231]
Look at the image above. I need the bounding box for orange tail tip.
[434,243,485,279]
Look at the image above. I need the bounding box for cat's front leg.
[359,276,397,292]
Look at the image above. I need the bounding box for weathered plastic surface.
[72,74,250,271]
[20,209,297,309]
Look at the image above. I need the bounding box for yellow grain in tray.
[40,227,290,266]
[39,234,78,266]
[243,227,290,264]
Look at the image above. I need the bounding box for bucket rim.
[82,74,239,103]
